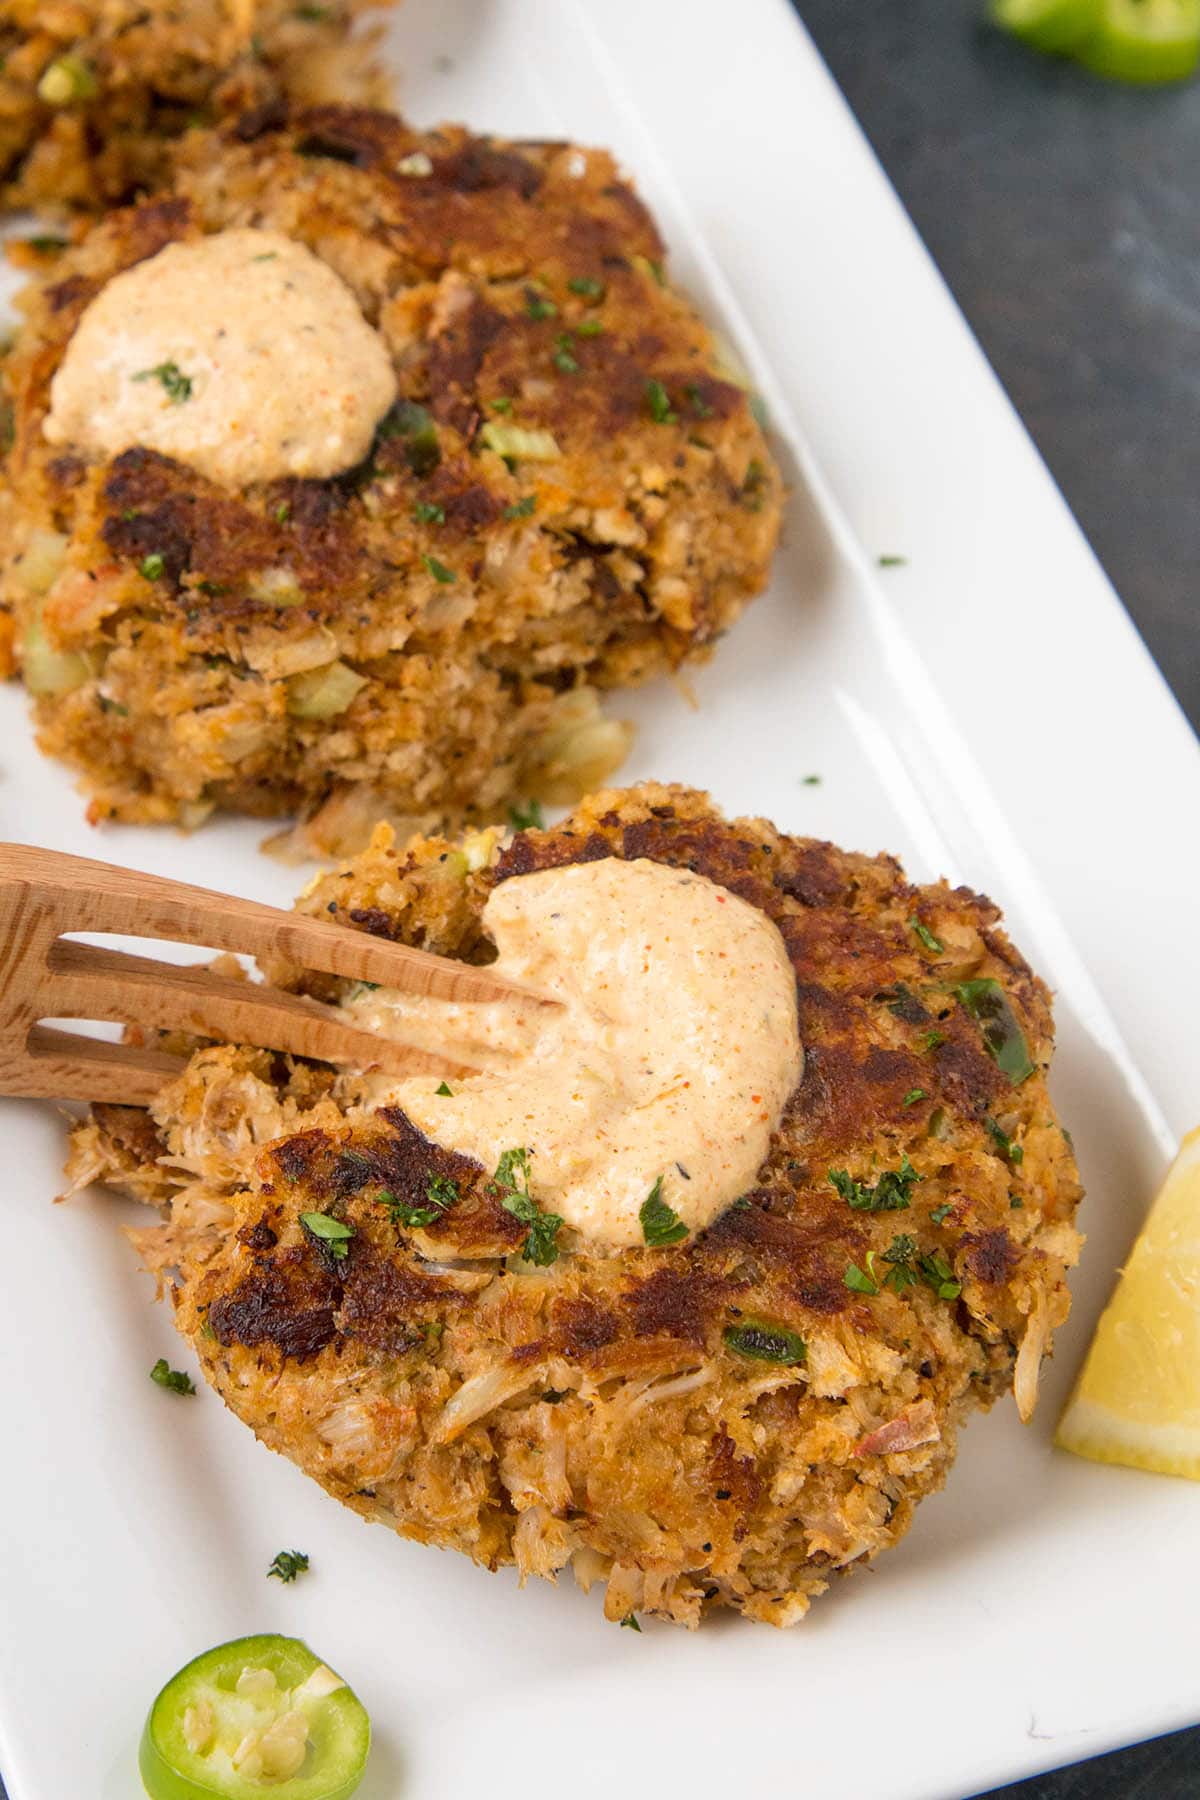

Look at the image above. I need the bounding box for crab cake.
[0,109,782,854]
[0,0,392,213]
[70,784,1083,1628]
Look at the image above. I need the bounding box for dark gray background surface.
[795,4,1199,1796]
[3,6,1198,1798]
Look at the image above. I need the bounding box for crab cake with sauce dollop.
[69,784,1083,1628]
[1,108,782,853]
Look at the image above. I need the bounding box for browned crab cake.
[70,784,1083,1628]
[1,108,782,853]
[0,0,393,213]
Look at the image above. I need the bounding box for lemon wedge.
[1057,1127,1200,1477]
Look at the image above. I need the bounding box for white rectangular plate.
[2,3,1198,1797]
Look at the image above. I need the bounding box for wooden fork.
[0,842,535,1105]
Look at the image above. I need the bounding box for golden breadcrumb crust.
[70,784,1083,1627]
[2,109,782,854]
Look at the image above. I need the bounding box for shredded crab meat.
[852,1398,941,1458]
[1014,1292,1051,1423]
[434,1362,542,1445]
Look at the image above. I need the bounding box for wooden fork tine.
[22,1025,186,1107]
[43,941,480,1081]
[0,843,535,1006]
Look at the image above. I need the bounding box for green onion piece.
[568,276,605,299]
[286,660,366,720]
[37,54,97,105]
[902,1088,927,1108]
[723,1319,806,1365]
[955,979,1037,1084]
[503,495,537,520]
[639,1176,688,1247]
[619,1612,642,1631]
[139,553,165,581]
[525,288,558,320]
[422,554,456,584]
[909,915,945,955]
[479,421,561,462]
[412,501,445,524]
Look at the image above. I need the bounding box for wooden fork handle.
[0,841,522,1004]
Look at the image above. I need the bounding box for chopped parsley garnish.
[412,501,445,524]
[503,495,537,520]
[919,1028,946,1052]
[723,1319,806,1365]
[801,774,822,786]
[955,979,1036,1085]
[749,392,769,430]
[878,554,908,568]
[380,1173,459,1231]
[573,317,603,336]
[490,1147,563,1266]
[133,360,193,404]
[552,334,580,373]
[294,2,330,17]
[139,552,165,581]
[985,1116,1025,1165]
[267,1549,310,1582]
[299,1211,355,1259]
[251,251,279,262]
[1010,1194,1024,1209]
[844,1257,880,1296]
[880,1233,919,1291]
[619,1612,642,1631]
[902,1087,927,1108]
[508,799,545,830]
[909,916,945,955]
[150,1359,195,1395]
[568,276,605,299]
[489,397,514,412]
[645,378,676,424]
[929,1202,954,1225]
[274,500,291,523]
[829,1155,922,1213]
[525,288,558,320]
[639,1176,688,1247]
[28,235,67,253]
[436,1081,453,1097]
[634,255,666,286]
[422,553,456,584]
[684,383,713,418]
[917,1251,961,1301]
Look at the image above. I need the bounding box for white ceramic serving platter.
[1,2,1198,1796]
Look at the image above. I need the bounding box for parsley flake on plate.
[150,1359,195,1396]
[267,1549,310,1583]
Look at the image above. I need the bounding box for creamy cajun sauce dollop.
[44,228,397,487]
[350,858,803,1253]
